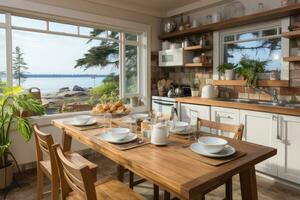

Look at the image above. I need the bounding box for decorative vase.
[191,90,199,97]
[225,69,234,80]
[0,163,13,189]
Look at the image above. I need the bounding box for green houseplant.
[237,57,267,87]
[0,86,44,189]
[217,63,238,80]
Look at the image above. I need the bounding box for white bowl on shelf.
[107,128,130,141]
[198,136,228,154]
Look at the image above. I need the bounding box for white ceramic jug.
[151,123,169,145]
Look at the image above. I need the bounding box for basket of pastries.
[91,100,130,115]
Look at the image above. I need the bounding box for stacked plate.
[65,115,97,126]
[190,136,236,158]
[98,128,137,144]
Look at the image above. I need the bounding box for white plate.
[65,118,97,126]
[97,132,137,144]
[131,113,149,120]
[190,143,236,158]
[169,127,194,135]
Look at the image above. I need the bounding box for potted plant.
[0,86,44,189]
[190,78,200,97]
[217,63,238,80]
[237,57,267,87]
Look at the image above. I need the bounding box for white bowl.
[73,115,92,125]
[108,128,130,141]
[198,136,228,154]
[131,113,149,120]
[170,121,189,132]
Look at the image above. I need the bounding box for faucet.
[256,88,279,104]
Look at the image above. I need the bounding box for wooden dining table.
[52,118,277,200]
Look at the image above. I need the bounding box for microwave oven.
[158,48,193,67]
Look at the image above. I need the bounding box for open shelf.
[184,45,212,51]
[212,80,289,87]
[282,30,300,39]
[159,4,300,40]
[185,63,212,67]
[283,56,300,62]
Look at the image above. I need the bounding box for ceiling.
[86,0,225,17]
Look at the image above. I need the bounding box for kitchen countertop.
[176,97,300,116]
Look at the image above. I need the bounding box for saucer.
[190,143,236,158]
[97,132,137,144]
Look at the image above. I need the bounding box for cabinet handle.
[276,116,282,140]
[217,114,232,119]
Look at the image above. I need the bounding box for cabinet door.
[277,115,300,184]
[211,107,240,138]
[180,103,210,132]
[240,110,278,176]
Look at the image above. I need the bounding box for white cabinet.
[180,103,210,132]
[240,110,278,176]
[277,115,300,184]
[211,107,240,138]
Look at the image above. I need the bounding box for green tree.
[13,46,28,86]
[75,30,138,100]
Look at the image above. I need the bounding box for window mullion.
[5,13,12,87]
[120,32,125,99]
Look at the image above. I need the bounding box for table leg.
[164,191,170,200]
[239,166,258,200]
[117,165,125,182]
[153,184,159,200]
[62,129,72,152]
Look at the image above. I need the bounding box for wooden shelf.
[159,4,300,40]
[212,80,289,87]
[184,45,211,51]
[283,56,300,62]
[185,63,212,67]
[282,30,300,39]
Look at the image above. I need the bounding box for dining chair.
[197,118,244,200]
[52,144,145,200]
[33,124,97,200]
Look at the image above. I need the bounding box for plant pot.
[225,69,234,80]
[191,90,199,97]
[220,74,225,80]
[0,163,13,189]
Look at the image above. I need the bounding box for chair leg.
[153,184,159,200]
[36,166,44,200]
[164,191,170,200]
[225,178,233,200]
[129,171,134,189]
[51,175,59,200]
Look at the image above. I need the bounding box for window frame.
[0,12,149,116]
[213,19,290,80]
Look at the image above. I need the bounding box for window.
[0,13,147,114]
[0,29,6,87]
[0,13,5,23]
[222,26,282,71]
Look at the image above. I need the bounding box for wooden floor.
[1,152,300,200]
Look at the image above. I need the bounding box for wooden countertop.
[176,97,300,117]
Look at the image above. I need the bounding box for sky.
[0,15,119,77]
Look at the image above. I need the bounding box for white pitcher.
[151,122,169,146]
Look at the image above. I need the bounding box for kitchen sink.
[216,98,258,103]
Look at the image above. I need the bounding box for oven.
[151,96,177,116]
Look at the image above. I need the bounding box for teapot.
[151,122,169,146]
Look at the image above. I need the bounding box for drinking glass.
[103,113,112,132]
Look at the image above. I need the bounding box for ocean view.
[21,75,107,94]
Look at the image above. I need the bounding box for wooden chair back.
[52,144,97,200]
[33,124,55,162]
[197,118,244,140]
